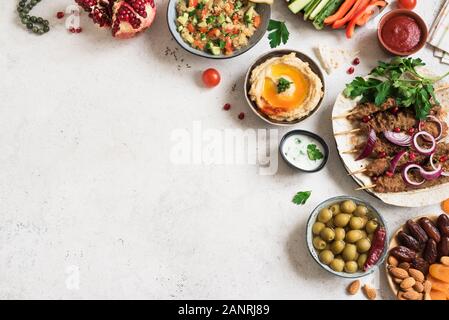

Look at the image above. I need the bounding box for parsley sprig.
[307,144,324,161]
[292,191,312,206]
[344,57,449,119]
[277,77,292,93]
[267,19,289,49]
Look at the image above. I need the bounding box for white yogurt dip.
[281,133,326,171]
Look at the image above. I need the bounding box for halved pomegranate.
[75,0,156,39]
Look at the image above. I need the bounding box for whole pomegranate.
[75,0,156,39]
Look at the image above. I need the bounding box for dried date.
[406,220,428,246]
[438,236,449,258]
[390,246,416,263]
[437,214,449,236]
[411,257,430,275]
[397,231,421,251]
[423,239,438,264]
[419,217,441,243]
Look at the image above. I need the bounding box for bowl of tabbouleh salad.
[167,0,271,59]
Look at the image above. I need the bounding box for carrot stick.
[356,1,387,26]
[332,0,364,29]
[324,0,357,25]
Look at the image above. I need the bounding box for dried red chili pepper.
[364,226,386,271]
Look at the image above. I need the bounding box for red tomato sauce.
[381,15,422,53]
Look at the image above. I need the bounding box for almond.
[401,277,416,290]
[397,291,406,300]
[388,255,399,267]
[363,284,377,300]
[347,280,360,295]
[423,280,432,293]
[403,290,422,300]
[441,256,449,266]
[389,267,409,279]
[424,292,432,300]
[398,262,410,271]
[408,268,425,283]
[393,277,403,284]
[413,282,424,293]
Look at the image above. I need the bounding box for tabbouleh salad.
[175,0,261,56]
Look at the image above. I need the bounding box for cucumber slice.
[304,0,322,20]
[310,0,331,20]
[288,0,313,14]
[312,0,343,30]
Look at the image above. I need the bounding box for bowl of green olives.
[306,196,388,278]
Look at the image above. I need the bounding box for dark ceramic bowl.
[167,0,271,59]
[279,130,329,173]
[377,9,428,56]
[244,49,326,126]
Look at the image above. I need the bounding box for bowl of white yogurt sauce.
[279,130,329,173]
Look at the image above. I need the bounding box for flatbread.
[332,75,449,207]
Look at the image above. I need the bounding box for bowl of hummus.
[245,50,325,125]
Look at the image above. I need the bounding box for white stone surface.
[0,0,447,299]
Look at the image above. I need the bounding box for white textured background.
[0,0,447,299]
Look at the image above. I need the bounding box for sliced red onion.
[412,131,436,156]
[430,153,449,177]
[389,150,407,173]
[384,131,412,147]
[420,165,443,180]
[356,128,376,161]
[402,164,425,187]
[418,115,443,141]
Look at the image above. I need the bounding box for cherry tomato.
[398,0,417,10]
[202,68,221,88]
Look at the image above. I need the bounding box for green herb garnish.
[307,144,324,161]
[267,19,289,49]
[277,77,293,93]
[292,191,312,205]
[344,57,449,120]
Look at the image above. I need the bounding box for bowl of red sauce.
[378,9,428,56]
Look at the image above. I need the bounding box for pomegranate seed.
[391,107,399,114]
[353,57,360,65]
[440,155,448,163]
[372,176,379,182]
[394,127,401,133]
[386,171,394,177]
[223,103,231,111]
[362,115,371,123]
[69,27,76,33]
[378,151,387,159]
[409,152,416,161]
[347,67,355,74]
[408,127,416,135]
[56,11,65,19]
[75,27,82,33]
[238,112,245,120]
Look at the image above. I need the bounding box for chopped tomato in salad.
[175,0,261,56]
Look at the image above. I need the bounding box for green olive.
[319,250,334,265]
[334,227,346,241]
[340,200,357,214]
[329,204,340,215]
[345,230,364,243]
[344,261,359,273]
[318,208,333,223]
[330,240,345,255]
[360,230,368,239]
[313,237,326,250]
[366,220,379,234]
[330,258,345,272]
[354,205,369,217]
[349,216,364,230]
[342,243,357,261]
[334,214,351,228]
[312,222,325,235]
[358,253,368,269]
[368,233,373,241]
[320,227,335,242]
[356,238,371,253]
